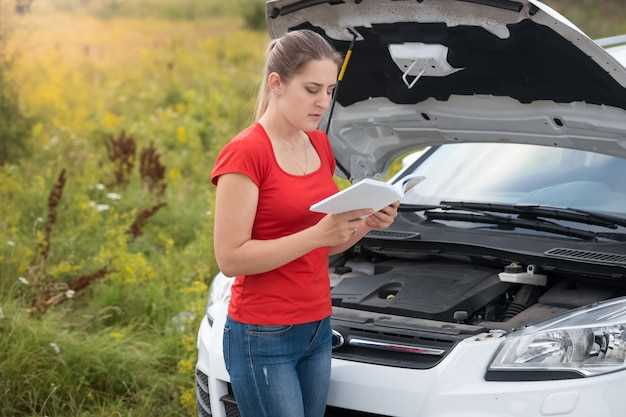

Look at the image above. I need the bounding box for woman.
[210,29,399,417]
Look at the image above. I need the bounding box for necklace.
[301,137,309,175]
[277,135,309,175]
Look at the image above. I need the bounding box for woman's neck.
[258,106,303,144]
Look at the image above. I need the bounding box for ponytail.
[254,40,276,121]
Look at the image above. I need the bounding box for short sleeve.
[210,140,263,187]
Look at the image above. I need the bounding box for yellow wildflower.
[179,388,196,416]
[175,103,186,113]
[177,358,194,374]
[168,167,181,183]
[50,261,79,277]
[32,122,44,138]
[177,126,186,144]
[181,334,196,353]
[182,280,208,295]
[103,111,121,130]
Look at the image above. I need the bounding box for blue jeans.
[223,315,332,417]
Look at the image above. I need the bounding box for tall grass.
[0,59,32,165]
[19,0,626,37]
[1,10,266,416]
[0,2,32,166]
[0,298,189,416]
[33,0,265,26]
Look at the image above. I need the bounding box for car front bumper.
[196,313,626,417]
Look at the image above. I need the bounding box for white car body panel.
[197,307,626,416]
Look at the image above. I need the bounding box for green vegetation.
[0,2,32,165]
[0,298,188,416]
[36,0,266,29]
[0,7,266,416]
[0,54,32,165]
[39,0,240,19]
[546,0,626,38]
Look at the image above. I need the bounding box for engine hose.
[504,284,540,320]
[504,302,527,320]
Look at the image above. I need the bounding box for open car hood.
[266,0,626,180]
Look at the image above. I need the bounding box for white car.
[196,1,626,416]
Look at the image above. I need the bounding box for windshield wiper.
[399,203,444,212]
[398,202,624,241]
[423,210,600,241]
[439,202,626,229]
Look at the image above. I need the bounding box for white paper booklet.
[310,174,426,214]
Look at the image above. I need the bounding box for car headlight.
[487,297,626,380]
[205,273,233,326]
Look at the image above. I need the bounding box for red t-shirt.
[210,122,339,325]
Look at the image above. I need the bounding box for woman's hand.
[311,208,373,247]
[365,201,400,230]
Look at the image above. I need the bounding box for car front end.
[197,1,626,416]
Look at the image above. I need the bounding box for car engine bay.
[330,253,624,332]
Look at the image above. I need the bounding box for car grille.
[329,308,476,369]
[365,230,420,240]
[331,325,457,369]
[196,368,212,417]
[222,384,393,417]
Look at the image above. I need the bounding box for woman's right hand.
[311,209,373,247]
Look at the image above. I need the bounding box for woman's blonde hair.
[255,30,342,120]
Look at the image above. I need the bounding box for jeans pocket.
[222,326,231,372]
[246,324,294,336]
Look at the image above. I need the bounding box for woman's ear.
[267,72,284,96]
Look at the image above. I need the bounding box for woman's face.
[272,58,338,132]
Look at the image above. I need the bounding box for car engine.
[330,256,623,330]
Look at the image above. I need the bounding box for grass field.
[0,1,625,416]
[1,3,266,416]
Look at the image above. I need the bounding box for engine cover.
[331,261,511,322]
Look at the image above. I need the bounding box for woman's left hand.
[365,201,400,230]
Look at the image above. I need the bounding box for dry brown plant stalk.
[128,202,167,241]
[139,143,167,196]
[105,131,136,186]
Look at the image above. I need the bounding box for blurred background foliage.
[0,0,624,416]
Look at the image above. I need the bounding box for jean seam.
[246,327,269,417]
[306,319,324,352]
[223,327,231,373]
[246,324,293,336]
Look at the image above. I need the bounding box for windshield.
[399,143,626,216]
[608,44,626,67]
